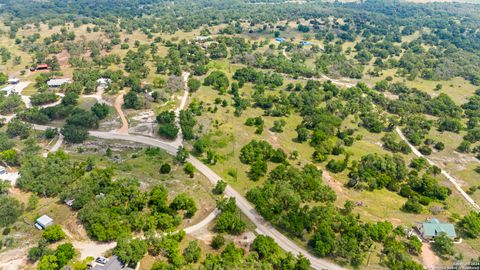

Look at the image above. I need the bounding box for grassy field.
[66,141,217,228]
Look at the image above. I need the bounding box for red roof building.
[36,64,49,70]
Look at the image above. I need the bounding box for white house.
[97,78,112,89]
[47,79,71,88]
[35,215,53,230]
[0,85,15,96]
[8,78,20,84]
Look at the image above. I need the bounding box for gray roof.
[105,256,124,270]
[91,256,135,270]
[36,215,53,227]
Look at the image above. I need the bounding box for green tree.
[309,223,335,257]
[183,240,201,263]
[170,193,197,218]
[61,124,88,143]
[211,234,225,250]
[42,225,66,242]
[91,103,110,119]
[6,119,31,139]
[432,233,455,258]
[0,195,23,227]
[252,235,280,260]
[0,73,7,85]
[213,180,227,195]
[158,123,179,139]
[176,147,189,163]
[37,255,58,270]
[406,236,422,255]
[459,211,480,238]
[114,238,148,267]
[159,163,171,174]
[215,212,246,235]
[184,162,195,178]
[187,78,201,92]
[54,243,75,267]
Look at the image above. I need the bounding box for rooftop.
[36,215,53,226]
[47,79,71,87]
[421,218,457,238]
[0,85,15,92]
[91,256,134,270]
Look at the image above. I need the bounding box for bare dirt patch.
[421,243,440,269]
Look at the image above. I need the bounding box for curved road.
[30,125,344,270]
[23,73,344,269]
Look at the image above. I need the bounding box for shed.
[417,218,457,240]
[8,78,20,84]
[47,79,71,88]
[35,215,53,230]
[300,40,313,46]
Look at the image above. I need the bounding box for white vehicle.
[95,257,108,264]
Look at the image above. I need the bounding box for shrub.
[213,180,227,195]
[42,225,65,242]
[211,234,225,249]
[159,163,171,174]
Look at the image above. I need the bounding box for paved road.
[183,208,220,234]
[14,82,32,108]
[395,127,480,211]
[30,71,344,269]
[89,131,343,270]
[32,123,344,269]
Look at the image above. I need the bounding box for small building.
[8,78,20,84]
[0,85,15,96]
[47,79,71,88]
[275,37,286,43]
[97,78,112,89]
[417,218,457,240]
[35,215,53,230]
[64,198,75,207]
[300,40,313,46]
[196,36,210,42]
[0,166,6,175]
[92,256,134,270]
[36,64,49,70]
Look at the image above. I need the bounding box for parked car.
[95,257,108,264]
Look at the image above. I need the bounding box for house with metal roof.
[47,79,71,88]
[417,218,457,240]
[35,215,53,230]
[275,37,286,43]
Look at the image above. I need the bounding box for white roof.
[8,78,20,83]
[47,79,71,87]
[1,85,15,92]
[96,78,112,84]
[36,215,53,226]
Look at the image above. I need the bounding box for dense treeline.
[246,163,423,268]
